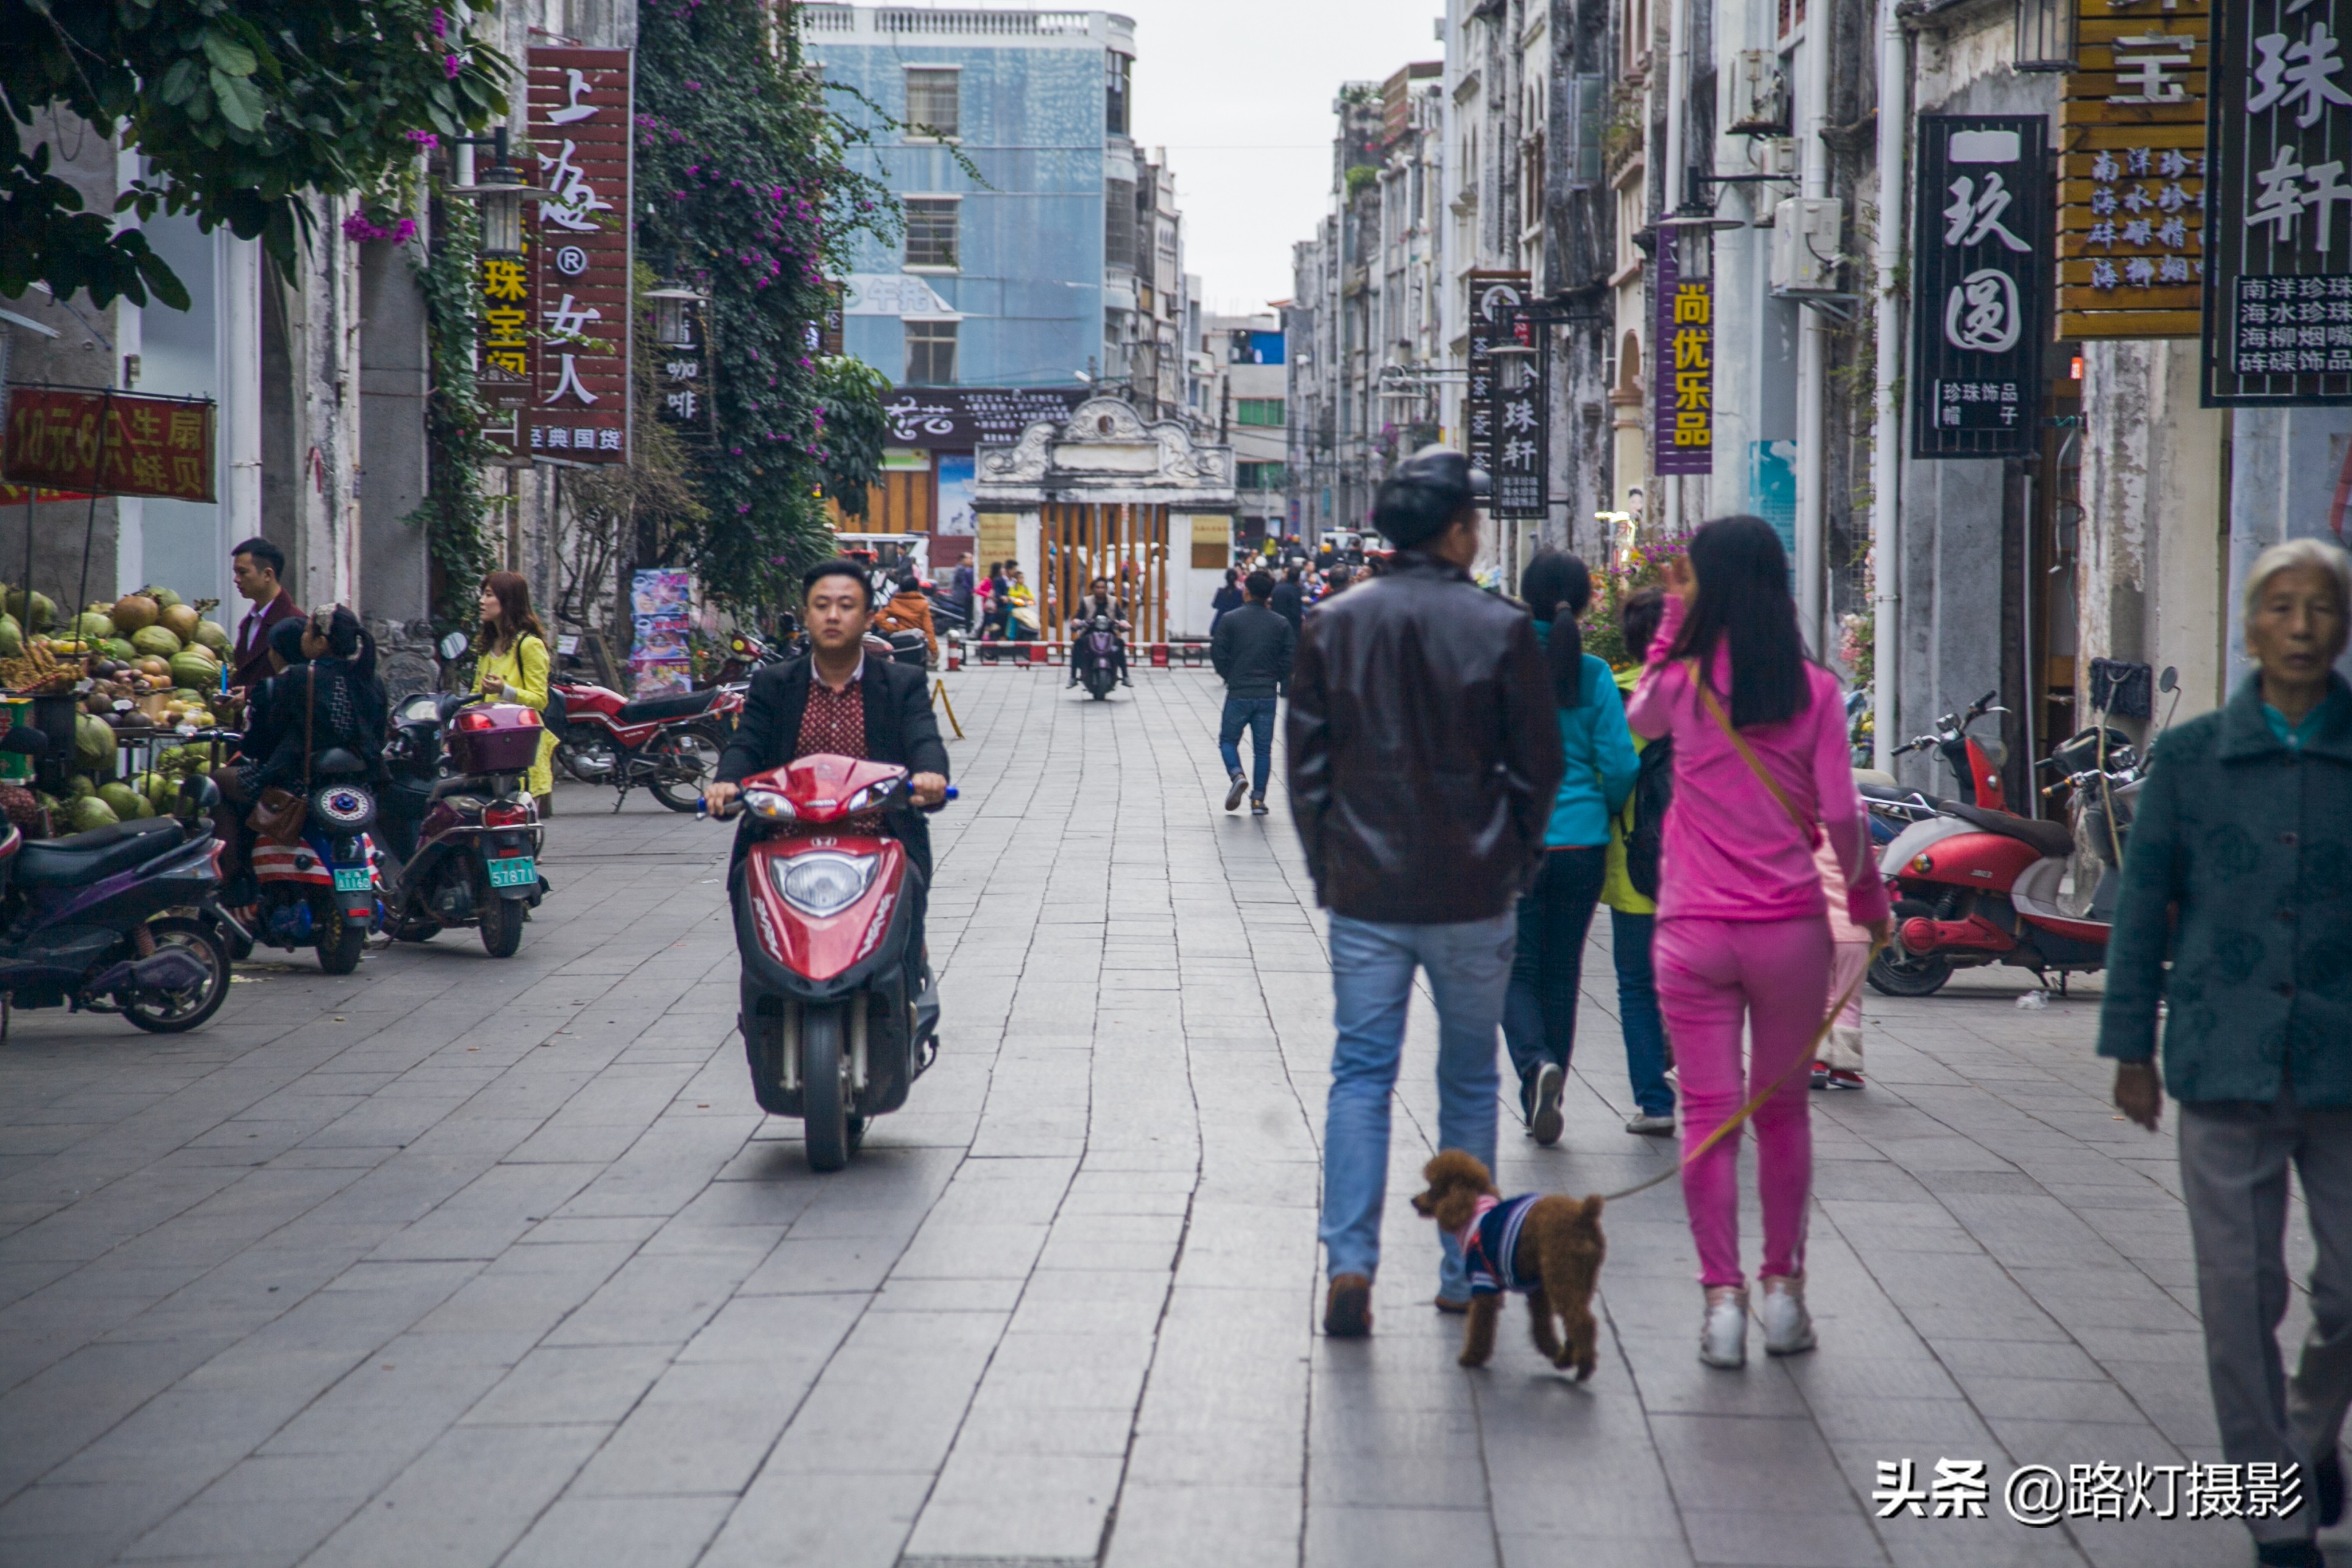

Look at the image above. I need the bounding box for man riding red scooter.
[704,559,950,1170]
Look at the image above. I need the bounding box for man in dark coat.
[708,560,950,958]
[1210,568,1293,814]
[1287,447,1563,1339]
[1270,563,1305,641]
[228,536,303,701]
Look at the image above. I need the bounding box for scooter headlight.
[743,789,796,821]
[774,852,877,916]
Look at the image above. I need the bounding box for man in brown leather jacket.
[1287,447,1564,1338]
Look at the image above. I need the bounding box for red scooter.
[553,680,742,811]
[705,754,948,1171]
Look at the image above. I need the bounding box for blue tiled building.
[803,5,1142,394]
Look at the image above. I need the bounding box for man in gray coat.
[1210,570,1293,816]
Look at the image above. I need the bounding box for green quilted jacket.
[2097,673,2352,1106]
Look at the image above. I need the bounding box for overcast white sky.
[1114,0,1446,315]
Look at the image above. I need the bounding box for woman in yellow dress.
[471,571,557,812]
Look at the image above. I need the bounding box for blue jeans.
[1611,907,1675,1118]
[1502,846,1608,1090]
[1321,910,1516,1299]
[1218,696,1277,800]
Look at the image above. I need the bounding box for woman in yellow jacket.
[472,571,557,811]
[1602,587,1675,1135]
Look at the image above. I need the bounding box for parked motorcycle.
[551,680,740,810]
[0,727,235,1038]
[1854,767,1938,849]
[1075,613,1122,700]
[198,730,382,975]
[1890,690,2010,810]
[378,657,549,958]
[706,754,950,1172]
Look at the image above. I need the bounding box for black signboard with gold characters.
[1913,115,2049,459]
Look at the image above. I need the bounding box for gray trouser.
[2181,1092,2352,1544]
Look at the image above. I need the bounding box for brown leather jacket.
[1285,553,1564,923]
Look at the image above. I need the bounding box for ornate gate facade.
[1042,502,1171,645]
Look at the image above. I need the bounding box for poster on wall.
[629,568,694,696]
[1912,115,2048,458]
[525,47,633,462]
[935,453,978,535]
[2202,0,2352,404]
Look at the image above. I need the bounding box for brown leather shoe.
[1433,1295,1469,1314]
[1324,1274,1372,1337]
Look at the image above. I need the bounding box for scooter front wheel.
[122,918,233,1034]
[802,1003,851,1172]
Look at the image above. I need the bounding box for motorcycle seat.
[613,690,715,726]
[15,817,185,887]
[1943,802,2076,860]
[1856,781,1914,802]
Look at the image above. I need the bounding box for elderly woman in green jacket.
[2100,537,2352,1568]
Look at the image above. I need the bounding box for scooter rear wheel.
[802,1003,851,1172]
[479,892,523,959]
[317,904,367,975]
[1868,899,1953,998]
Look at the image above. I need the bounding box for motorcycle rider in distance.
[707,560,950,983]
[1068,576,1132,689]
[874,568,939,666]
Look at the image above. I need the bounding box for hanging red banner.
[1,387,216,501]
[525,46,633,465]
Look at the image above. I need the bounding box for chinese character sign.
[1653,244,1713,476]
[653,300,713,440]
[2057,1,2209,339]
[526,49,633,460]
[1490,356,1547,518]
[2205,0,2352,403]
[478,251,534,422]
[1462,271,1527,519]
[2,387,216,501]
[1913,116,2047,459]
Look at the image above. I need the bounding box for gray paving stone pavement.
[0,667,2337,1567]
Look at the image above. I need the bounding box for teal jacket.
[1531,623,1640,849]
[2097,673,2352,1107]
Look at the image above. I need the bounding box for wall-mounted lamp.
[645,281,709,347]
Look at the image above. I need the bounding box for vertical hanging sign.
[2202,0,2352,404]
[1913,115,2049,458]
[1463,270,1527,503]
[526,48,634,462]
[1653,242,1714,475]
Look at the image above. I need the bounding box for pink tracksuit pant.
[1654,915,1832,1289]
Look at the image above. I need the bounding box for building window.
[1107,52,1131,136]
[904,198,959,269]
[905,69,959,139]
[1235,398,1285,428]
[1104,178,1137,270]
[1238,461,1287,490]
[905,320,956,386]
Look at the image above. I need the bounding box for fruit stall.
[0,586,231,838]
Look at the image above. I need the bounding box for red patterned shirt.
[795,660,884,834]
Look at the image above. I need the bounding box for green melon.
[189,619,230,655]
[74,712,114,770]
[99,638,136,663]
[97,782,142,821]
[66,796,118,831]
[0,614,19,658]
[148,587,183,610]
[4,588,54,631]
[73,611,115,641]
[168,649,219,690]
[130,625,184,659]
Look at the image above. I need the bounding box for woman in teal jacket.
[1503,551,1640,1148]
[2100,538,2352,1568]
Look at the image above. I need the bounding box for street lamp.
[2013,0,2076,73]
[444,128,551,256]
[645,282,708,347]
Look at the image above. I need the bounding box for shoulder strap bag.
[248,663,314,846]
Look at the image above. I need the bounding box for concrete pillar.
[359,236,433,624]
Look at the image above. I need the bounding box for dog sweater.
[1455,1193,1540,1296]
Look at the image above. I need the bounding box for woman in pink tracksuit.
[1625,516,1890,1369]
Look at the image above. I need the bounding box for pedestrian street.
[0,667,2328,1568]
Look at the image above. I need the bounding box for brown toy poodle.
[1410,1150,1606,1379]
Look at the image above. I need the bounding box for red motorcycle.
[707,754,948,1171]
[552,680,741,811]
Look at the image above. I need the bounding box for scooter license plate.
[487,856,537,889]
[333,867,372,894]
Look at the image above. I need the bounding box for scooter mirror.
[437,630,470,662]
[2158,665,2178,694]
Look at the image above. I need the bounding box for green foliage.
[632,0,902,612]
[2,0,509,308]
[403,194,497,627]
[1344,164,1379,200]
[813,356,888,523]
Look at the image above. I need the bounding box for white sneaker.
[1625,1112,1676,1135]
[1760,1275,1815,1356]
[1224,774,1248,811]
[1700,1287,1748,1368]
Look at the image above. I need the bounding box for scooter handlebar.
[697,780,957,822]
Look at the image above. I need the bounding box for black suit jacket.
[716,655,950,878]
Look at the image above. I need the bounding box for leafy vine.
[404,189,500,627]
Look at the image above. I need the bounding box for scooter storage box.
[449,704,545,775]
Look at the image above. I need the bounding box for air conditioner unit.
[1771,197,1842,292]
[1761,136,1799,179]
[1728,51,1791,136]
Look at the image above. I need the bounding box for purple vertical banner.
[1653,242,1714,476]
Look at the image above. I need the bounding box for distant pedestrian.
[1502,551,1638,1151]
[2102,538,2352,1568]
[1601,587,1676,1136]
[1271,564,1305,640]
[1210,568,1245,635]
[1288,447,1564,1338]
[1625,515,1888,1371]
[951,559,975,627]
[1210,570,1293,816]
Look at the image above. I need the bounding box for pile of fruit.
[28,737,213,832]
[1,587,230,720]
